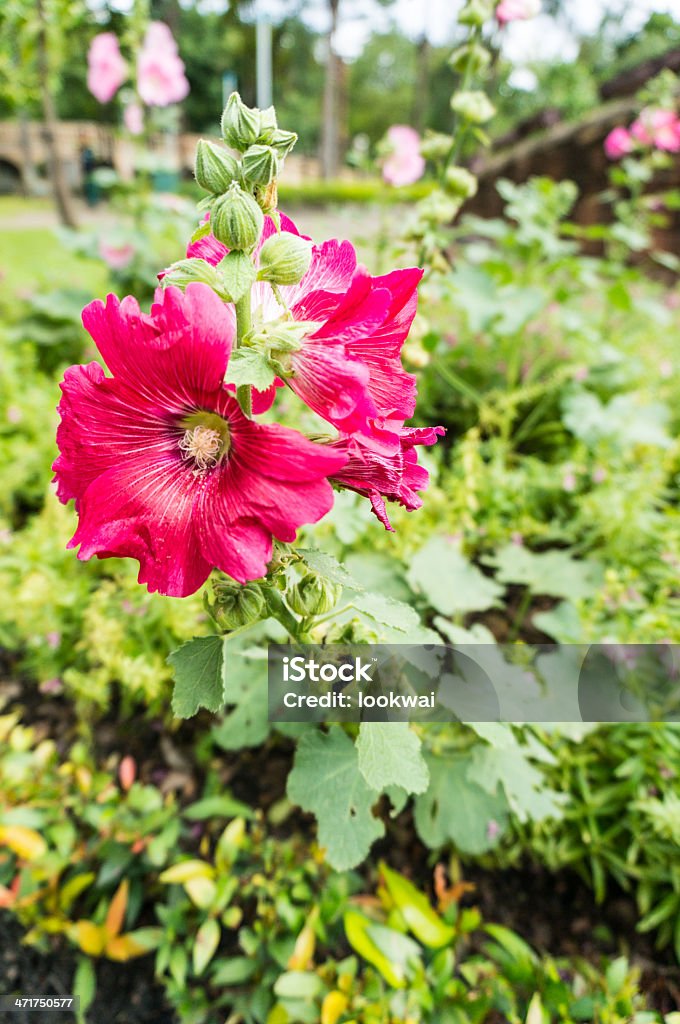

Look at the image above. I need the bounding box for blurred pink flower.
[46,631,61,650]
[562,470,576,492]
[660,359,673,378]
[98,241,135,270]
[496,0,541,24]
[119,755,137,791]
[382,125,425,188]
[604,126,633,160]
[592,466,606,484]
[124,102,144,135]
[87,33,128,104]
[40,678,64,695]
[137,22,189,107]
[630,108,680,152]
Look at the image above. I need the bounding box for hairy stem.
[266,589,302,640]
[235,290,253,416]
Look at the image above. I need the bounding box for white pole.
[256,17,273,109]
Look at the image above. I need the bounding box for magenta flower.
[137,21,189,107]
[496,0,541,23]
[604,126,634,160]
[328,426,444,530]
[53,284,347,597]
[630,108,680,152]
[382,126,425,188]
[87,33,128,104]
[188,215,421,449]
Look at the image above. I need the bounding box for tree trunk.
[412,35,430,135]
[320,0,340,179]
[36,0,77,228]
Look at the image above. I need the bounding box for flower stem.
[235,291,253,417]
[266,589,302,640]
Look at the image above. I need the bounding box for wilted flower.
[604,126,634,160]
[53,284,347,597]
[496,0,541,23]
[328,426,444,530]
[382,125,425,188]
[137,21,189,107]
[87,33,128,104]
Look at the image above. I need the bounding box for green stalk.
[266,589,302,640]
[234,291,252,417]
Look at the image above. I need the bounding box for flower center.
[178,412,231,474]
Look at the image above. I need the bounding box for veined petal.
[289,344,376,435]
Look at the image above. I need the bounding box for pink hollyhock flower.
[137,22,189,107]
[53,284,347,597]
[604,126,633,160]
[382,125,425,188]
[99,240,135,271]
[87,33,128,105]
[496,0,541,24]
[124,102,144,136]
[187,215,421,449]
[630,108,680,152]
[327,425,444,530]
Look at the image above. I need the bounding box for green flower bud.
[258,233,312,286]
[213,582,265,631]
[325,618,379,644]
[221,92,260,151]
[254,181,279,216]
[419,132,452,161]
[195,139,240,195]
[257,105,278,141]
[444,166,478,199]
[417,190,462,226]
[458,0,493,25]
[161,257,226,293]
[448,42,491,74]
[268,128,298,159]
[211,182,264,253]
[450,90,496,125]
[242,144,279,186]
[288,574,342,618]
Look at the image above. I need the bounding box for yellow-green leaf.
[321,990,348,1024]
[106,933,149,961]
[344,909,405,988]
[193,918,221,975]
[0,825,47,861]
[184,876,217,909]
[380,863,455,948]
[159,860,215,884]
[73,920,107,956]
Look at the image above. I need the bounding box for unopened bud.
[448,42,491,74]
[242,144,279,186]
[268,128,298,159]
[195,140,240,194]
[450,90,496,124]
[417,190,462,226]
[258,233,312,285]
[458,0,493,25]
[420,132,452,161]
[211,182,264,253]
[444,166,478,199]
[257,105,278,141]
[221,92,260,151]
[288,574,342,618]
[212,581,265,631]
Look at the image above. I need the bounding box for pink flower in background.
[187,214,422,449]
[496,0,541,24]
[99,241,135,271]
[87,33,128,104]
[137,21,189,107]
[53,284,347,597]
[630,108,680,152]
[382,126,425,187]
[604,126,634,160]
[124,102,144,135]
[328,426,444,530]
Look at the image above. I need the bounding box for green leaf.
[220,249,257,302]
[344,909,407,988]
[73,957,96,1024]
[273,971,323,999]
[357,723,429,795]
[484,545,601,601]
[193,918,221,976]
[225,347,276,391]
[211,956,258,986]
[380,863,454,948]
[212,649,269,750]
[407,538,504,615]
[349,590,424,634]
[287,726,385,870]
[468,746,564,824]
[183,794,255,821]
[298,548,362,589]
[414,754,508,854]
[168,636,226,718]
